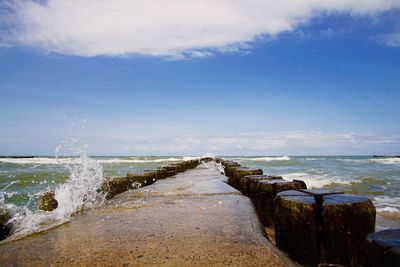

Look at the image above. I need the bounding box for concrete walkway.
[0,165,295,266]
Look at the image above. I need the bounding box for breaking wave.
[100,157,183,163]
[3,151,105,240]
[281,172,354,189]
[370,157,400,165]
[373,196,400,213]
[232,156,291,162]
[0,157,187,165]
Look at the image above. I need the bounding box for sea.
[1,154,399,240]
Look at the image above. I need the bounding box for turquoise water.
[0,155,399,238]
[0,156,187,209]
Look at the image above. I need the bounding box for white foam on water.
[334,158,369,163]
[5,151,105,240]
[370,157,400,165]
[99,157,182,163]
[0,157,186,165]
[373,196,400,213]
[281,172,353,189]
[0,157,79,165]
[233,156,291,162]
[201,160,224,174]
[183,156,201,161]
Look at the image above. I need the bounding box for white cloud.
[380,31,400,46]
[2,0,400,57]
[120,131,400,155]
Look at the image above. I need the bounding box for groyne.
[0,160,294,266]
[218,158,399,266]
[0,157,399,266]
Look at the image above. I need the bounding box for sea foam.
[232,156,291,162]
[5,152,105,240]
[370,157,400,165]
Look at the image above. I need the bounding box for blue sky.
[0,1,400,155]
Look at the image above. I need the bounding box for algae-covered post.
[232,168,263,191]
[365,229,400,267]
[240,175,283,196]
[255,179,306,226]
[274,189,376,266]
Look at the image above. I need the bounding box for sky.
[0,0,400,156]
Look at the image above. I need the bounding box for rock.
[255,180,306,226]
[224,164,241,182]
[365,229,400,267]
[214,158,223,163]
[170,163,185,173]
[200,157,214,162]
[38,191,58,211]
[162,165,181,174]
[102,177,139,199]
[127,171,157,186]
[156,167,176,178]
[240,175,282,197]
[274,190,375,266]
[232,168,263,191]
[0,207,11,241]
[156,168,172,179]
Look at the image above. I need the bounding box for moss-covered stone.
[0,207,11,241]
[200,157,214,162]
[38,191,58,211]
[102,177,136,199]
[170,163,185,173]
[127,171,157,186]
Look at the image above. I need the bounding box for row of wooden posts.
[215,158,399,267]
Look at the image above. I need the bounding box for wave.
[373,196,400,213]
[99,157,182,163]
[334,158,369,163]
[233,156,291,162]
[4,152,105,240]
[0,157,78,165]
[0,157,186,165]
[370,157,400,165]
[305,158,326,161]
[281,172,353,189]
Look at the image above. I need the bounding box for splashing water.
[5,150,105,240]
[201,160,224,174]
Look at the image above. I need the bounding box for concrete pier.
[0,165,295,266]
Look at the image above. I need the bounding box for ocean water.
[0,155,399,239]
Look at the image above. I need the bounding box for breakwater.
[218,157,400,266]
[0,159,294,266]
[0,157,399,266]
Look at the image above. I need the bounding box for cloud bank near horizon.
[120,131,400,155]
[2,0,400,57]
[1,129,399,155]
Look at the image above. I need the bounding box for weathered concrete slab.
[0,166,295,266]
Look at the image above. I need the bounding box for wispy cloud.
[119,131,400,155]
[380,31,400,46]
[1,0,399,57]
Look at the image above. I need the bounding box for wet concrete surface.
[0,166,295,266]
